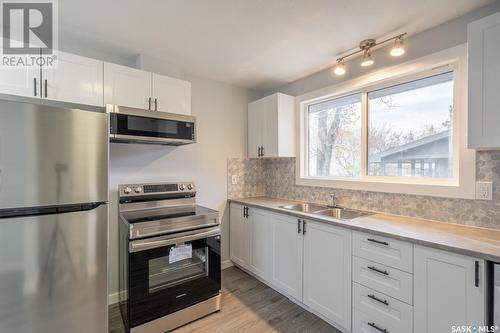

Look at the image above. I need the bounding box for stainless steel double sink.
[279,203,371,220]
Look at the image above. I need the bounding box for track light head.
[333,59,346,76]
[361,50,374,67]
[390,37,405,57]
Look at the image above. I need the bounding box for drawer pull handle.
[367,238,389,246]
[368,294,389,306]
[368,322,389,333]
[368,266,389,276]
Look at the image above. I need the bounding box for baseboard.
[108,292,119,305]
[108,290,127,305]
[222,260,234,269]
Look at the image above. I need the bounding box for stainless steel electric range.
[118,182,221,333]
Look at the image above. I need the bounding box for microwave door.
[110,112,195,145]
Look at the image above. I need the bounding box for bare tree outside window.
[306,72,454,180]
[308,94,361,177]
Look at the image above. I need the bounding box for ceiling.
[59,0,492,90]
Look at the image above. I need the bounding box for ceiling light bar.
[333,32,407,75]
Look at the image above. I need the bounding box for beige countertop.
[228,196,500,263]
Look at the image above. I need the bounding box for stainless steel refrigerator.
[0,95,108,332]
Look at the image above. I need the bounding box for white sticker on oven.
[169,244,193,264]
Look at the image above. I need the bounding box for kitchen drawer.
[352,256,413,304]
[353,282,412,333]
[353,232,413,273]
[353,308,402,333]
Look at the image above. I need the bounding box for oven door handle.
[130,226,221,252]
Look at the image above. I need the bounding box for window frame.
[296,44,476,199]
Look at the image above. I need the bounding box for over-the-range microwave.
[107,105,196,145]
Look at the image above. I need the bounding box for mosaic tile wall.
[228,151,500,229]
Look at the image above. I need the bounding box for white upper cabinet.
[248,93,295,158]
[468,12,500,149]
[152,74,191,115]
[0,66,38,98]
[303,220,352,331]
[43,52,103,106]
[414,246,485,333]
[104,62,152,109]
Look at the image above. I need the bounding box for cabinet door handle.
[154,98,158,111]
[368,322,388,333]
[367,238,389,246]
[44,79,47,98]
[367,294,389,306]
[367,266,389,276]
[297,219,302,234]
[258,146,262,157]
[148,97,151,110]
[261,146,265,157]
[475,261,479,287]
[302,220,306,235]
[34,77,37,96]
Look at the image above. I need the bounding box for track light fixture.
[361,50,374,67]
[333,33,407,76]
[390,37,405,57]
[333,59,346,75]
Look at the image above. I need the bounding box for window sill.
[296,176,475,199]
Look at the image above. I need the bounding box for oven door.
[127,227,221,328]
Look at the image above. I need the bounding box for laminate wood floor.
[109,266,341,333]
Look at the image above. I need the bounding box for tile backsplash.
[227,151,500,229]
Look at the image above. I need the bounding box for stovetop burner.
[118,182,219,240]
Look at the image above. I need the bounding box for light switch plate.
[231,175,238,185]
[476,181,493,200]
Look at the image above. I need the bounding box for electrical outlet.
[231,175,238,185]
[476,181,493,200]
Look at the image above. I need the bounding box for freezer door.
[0,97,108,209]
[0,204,108,333]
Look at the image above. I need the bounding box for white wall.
[108,73,248,297]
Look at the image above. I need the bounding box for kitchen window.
[367,72,454,179]
[298,45,475,198]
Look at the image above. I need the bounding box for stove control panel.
[119,182,196,197]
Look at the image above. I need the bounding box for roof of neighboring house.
[369,130,451,162]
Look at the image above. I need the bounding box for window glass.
[308,94,362,177]
[367,72,454,178]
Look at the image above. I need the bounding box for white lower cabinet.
[229,204,249,268]
[248,208,271,280]
[303,220,352,331]
[414,246,486,333]
[229,204,488,333]
[352,256,413,304]
[269,213,303,301]
[352,283,413,333]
